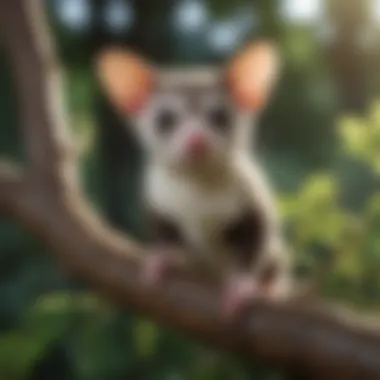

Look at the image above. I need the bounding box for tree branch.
[0,160,24,213]
[0,0,76,187]
[0,1,380,379]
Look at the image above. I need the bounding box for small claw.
[221,275,286,320]
[221,275,260,320]
[141,251,174,287]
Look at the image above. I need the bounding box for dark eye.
[208,106,231,132]
[156,109,178,135]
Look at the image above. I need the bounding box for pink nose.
[185,131,209,156]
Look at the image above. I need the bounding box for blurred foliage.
[339,101,380,173]
[0,0,380,379]
[280,102,380,305]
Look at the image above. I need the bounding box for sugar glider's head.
[95,41,280,170]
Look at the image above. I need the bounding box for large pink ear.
[95,47,155,114]
[225,41,280,112]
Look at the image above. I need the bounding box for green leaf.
[365,193,380,219]
[134,319,159,358]
[0,301,71,379]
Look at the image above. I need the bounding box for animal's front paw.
[221,274,260,320]
[141,248,178,287]
[221,273,287,320]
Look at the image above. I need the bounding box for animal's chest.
[144,168,246,253]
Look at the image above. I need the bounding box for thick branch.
[0,0,76,187]
[7,189,380,380]
[1,1,380,379]
[0,161,24,213]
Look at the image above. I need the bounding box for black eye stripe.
[207,105,232,132]
[152,86,232,137]
[155,108,178,136]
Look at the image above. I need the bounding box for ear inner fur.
[225,41,280,111]
[95,47,156,114]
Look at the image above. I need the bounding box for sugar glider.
[95,41,291,319]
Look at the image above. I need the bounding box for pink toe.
[221,276,259,319]
[142,254,171,286]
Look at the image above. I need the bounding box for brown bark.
[1,1,380,379]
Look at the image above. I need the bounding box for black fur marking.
[146,211,184,245]
[153,83,234,138]
[223,209,266,268]
[207,105,232,133]
[155,108,178,136]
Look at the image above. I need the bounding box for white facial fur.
[130,68,254,170]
